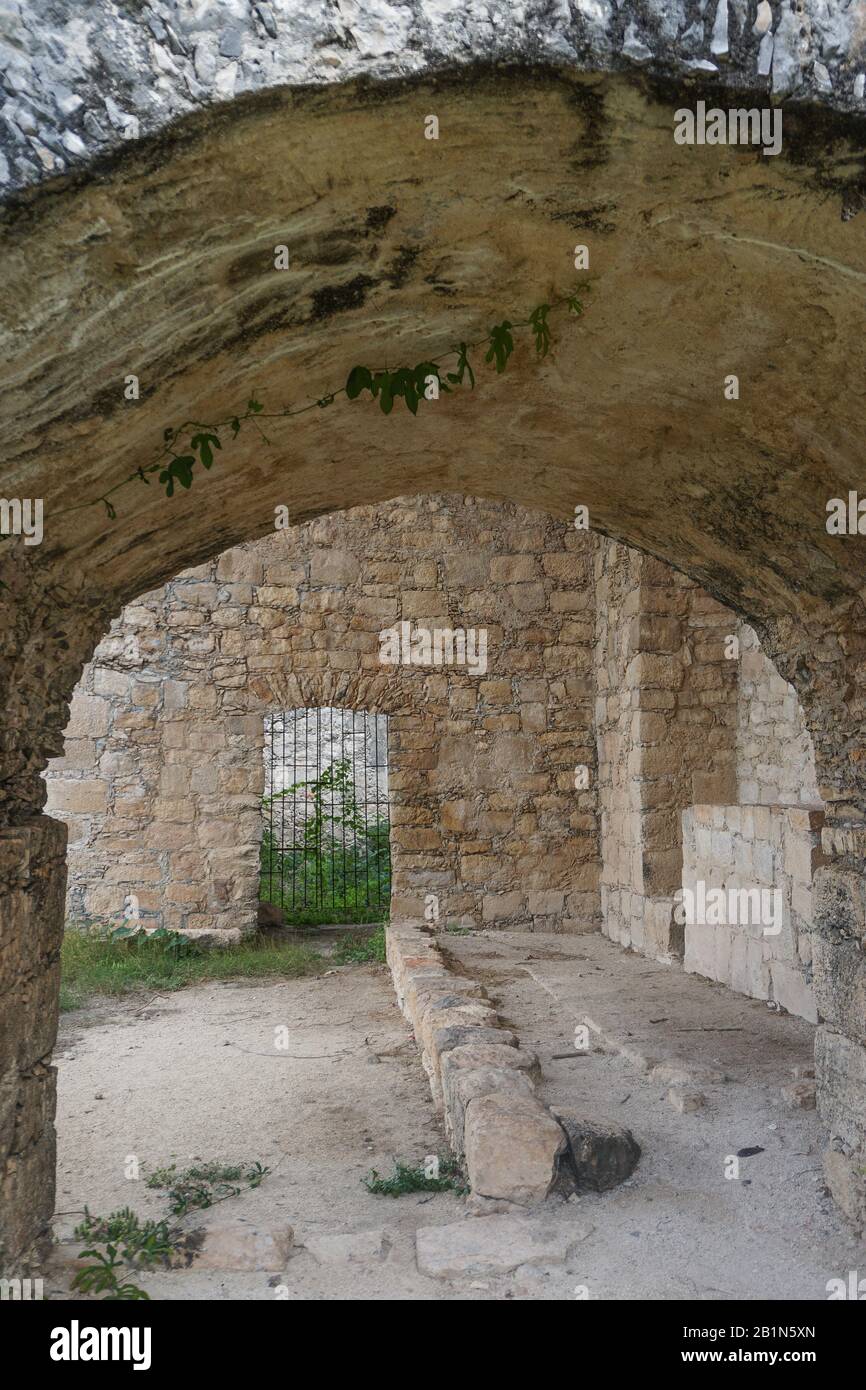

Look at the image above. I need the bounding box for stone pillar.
[595,541,738,961]
[812,822,866,1230]
[0,817,66,1273]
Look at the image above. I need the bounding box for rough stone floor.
[46,931,862,1300]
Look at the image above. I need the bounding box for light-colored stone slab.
[185,1223,294,1271]
[304,1229,385,1264]
[416,1215,584,1278]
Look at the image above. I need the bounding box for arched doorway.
[3,67,866,1267]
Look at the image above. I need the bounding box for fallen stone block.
[552,1111,641,1192]
[304,1229,385,1264]
[464,1094,569,1204]
[416,1214,577,1278]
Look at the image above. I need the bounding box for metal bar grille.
[261,707,390,925]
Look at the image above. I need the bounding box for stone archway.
[2,53,866,1266]
[44,495,600,941]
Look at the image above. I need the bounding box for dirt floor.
[46,929,863,1301]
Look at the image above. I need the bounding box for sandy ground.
[46,930,863,1301]
[49,950,480,1300]
[445,931,865,1300]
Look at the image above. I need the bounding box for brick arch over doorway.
[2,69,866,1265]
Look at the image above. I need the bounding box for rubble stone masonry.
[44,497,601,937]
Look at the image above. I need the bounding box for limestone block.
[309,548,360,585]
[416,1215,577,1279]
[180,1223,293,1271]
[815,1026,866,1151]
[464,1094,568,1204]
[64,692,111,737]
[525,889,564,915]
[304,1229,384,1264]
[431,1026,519,1068]
[446,1066,536,1153]
[822,1148,866,1233]
[44,780,107,814]
[769,960,817,1023]
[811,933,866,1045]
[418,1002,499,1056]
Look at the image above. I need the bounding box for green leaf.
[485,320,514,374]
[247,398,263,414]
[190,432,221,469]
[371,371,394,415]
[529,303,552,356]
[446,343,475,390]
[345,366,373,400]
[567,295,583,316]
[158,455,195,497]
[230,417,241,437]
[390,367,419,415]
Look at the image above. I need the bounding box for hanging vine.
[66,284,591,522]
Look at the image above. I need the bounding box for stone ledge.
[386,922,640,1205]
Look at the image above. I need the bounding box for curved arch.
[2,68,866,822]
[3,64,866,1265]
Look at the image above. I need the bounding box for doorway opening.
[260,707,391,926]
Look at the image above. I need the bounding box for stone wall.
[682,803,823,1022]
[0,817,66,1271]
[676,621,824,1020]
[736,621,821,806]
[386,920,639,1203]
[44,496,601,936]
[594,540,739,963]
[4,13,866,1262]
[47,519,821,965]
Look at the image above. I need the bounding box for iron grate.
[261,707,390,926]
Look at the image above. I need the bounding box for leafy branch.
[67,284,591,520]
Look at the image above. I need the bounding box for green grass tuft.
[332,924,387,965]
[60,924,323,1010]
